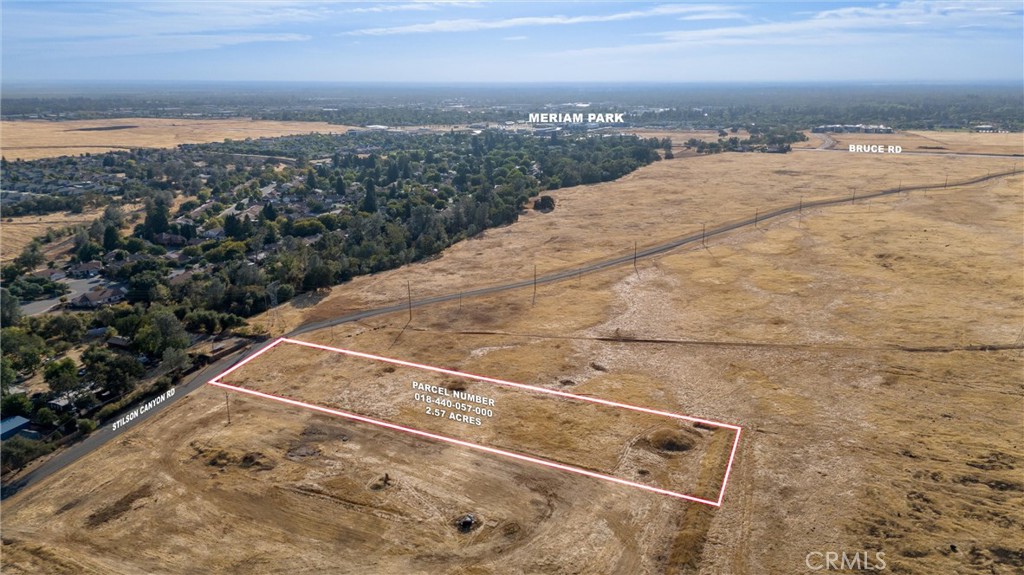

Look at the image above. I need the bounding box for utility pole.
[407,281,412,322]
[701,223,706,248]
[532,265,537,305]
[633,241,639,278]
[225,392,231,425]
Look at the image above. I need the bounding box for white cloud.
[564,1,1022,57]
[677,12,748,22]
[342,4,734,36]
[347,0,481,11]
[2,1,323,58]
[4,1,329,41]
[347,4,432,14]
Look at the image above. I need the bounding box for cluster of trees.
[1,130,663,471]
[0,321,133,471]
[684,128,807,154]
[0,194,90,217]
[0,299,194,471]
[5,129,665,325]
[4,273,69,301]
[175,131,664,297]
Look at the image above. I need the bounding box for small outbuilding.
[1,416,32,440]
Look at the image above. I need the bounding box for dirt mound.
[85,485,153,528]
[645,427,703,454]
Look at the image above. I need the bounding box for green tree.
[303,256,334,291]
[261,202,278,221]
[224,214,244,240]
[1,287,22,326]
[1,356,18,394]
[14,241,44,271]
[35,407,58,426]
[1,393,33,417]
[101,204,126,228]
[82,345,145,396]
[77,418,97,435]
[76,241,104,262]
[1,327,48,373]
[46,313,86,342]
[141,196,170,239]
[1,436,53,471]
[361,179,378,213]
[134,307,190,357]
[160,346,192,375]
[44,357,81,398]
[103,224,122,251]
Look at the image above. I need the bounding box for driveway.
[19,275,112,316]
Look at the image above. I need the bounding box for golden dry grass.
[1,209,105,262]
[0,118,357,161]
[255,140,1017,336]
[797,130,1024,156]
[2,131,1021,574]
[1,202,144,264]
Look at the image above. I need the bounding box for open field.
[0,118,356,161]
[1,202,147,264]
[214,339,737,504]
[254,136,1018,335]
[2,132,1021,574]
[794,130,1024,156]
[1,209,107,262]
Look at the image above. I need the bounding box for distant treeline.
[3,84,1020,131]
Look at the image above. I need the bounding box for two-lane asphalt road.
[0,352,244,499]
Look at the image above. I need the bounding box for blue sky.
[2,1,1022,83]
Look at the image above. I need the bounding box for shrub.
[1,436,53,471]
[534,195,556,212]
[77,418,98,435]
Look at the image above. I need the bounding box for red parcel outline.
[208,337,742,507]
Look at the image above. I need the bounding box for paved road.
[0,353,243,499]
[19,276,115,316]
[3,167,1018,501]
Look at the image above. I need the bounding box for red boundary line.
[209,337,743,507]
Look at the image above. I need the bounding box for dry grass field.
[0,118,356,161]
[795,130,1024,156]
[256,140,1017,335]
[2,131,1021,574]
[2,202,149,264]
[1,209,107,263]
